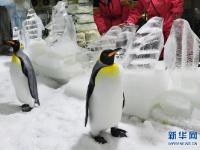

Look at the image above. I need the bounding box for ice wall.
[150,19,200,129]
[123,17,164,69]
[123,69,169,119]
[164,19,200,69]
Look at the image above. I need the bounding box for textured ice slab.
[22,8,44,45]
[64,74,89,99]
[123,69,169,119]
[123,17,164,69]
[159,91,192,118]
[88,25,137,50]
[27,40,86,83]
[164,19,200,69]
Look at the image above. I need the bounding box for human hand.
[101,32,105,36]
[174,14,181,19]
[119,23,126,28]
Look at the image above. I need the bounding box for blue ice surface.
[0,0,27,29]
[0,0,14,6]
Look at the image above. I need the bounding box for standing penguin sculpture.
[85,49,127,144]
[5,40,40,112]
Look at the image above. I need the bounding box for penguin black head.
[100,48,121,65]
[4,40,22,53]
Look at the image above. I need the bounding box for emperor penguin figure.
[5,40,40,112]
[85,49,127,144]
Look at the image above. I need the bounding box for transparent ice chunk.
[88,25,137,50]
[123,17,164,69]
[46,1,77,45]
[164,19,200,69]
[22,8,44,46]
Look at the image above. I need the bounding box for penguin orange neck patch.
[12,54,21,67]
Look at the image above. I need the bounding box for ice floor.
[0,56,199,150]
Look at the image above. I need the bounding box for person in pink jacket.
[127,0,184,59]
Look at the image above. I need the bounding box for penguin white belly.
[89,65,123,135]
[10,63,35,107]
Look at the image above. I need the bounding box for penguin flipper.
[85,61,107,127]
[17,51,40,106]
[123,92,125,109]
[85,82,94,127]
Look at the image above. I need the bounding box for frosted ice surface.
[0,0,14,6]
[159,91,192,118]
[164,19,200,69]
[123,70,169,119]
[123,17,164,69]
[88,25,137,50]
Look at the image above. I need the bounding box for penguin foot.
[111,127,127,138]
[21,104,32,112]
[93,136,107,144]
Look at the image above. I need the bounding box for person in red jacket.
[93,0,131,35]
[127,0,183,59]
[127,0,184,42]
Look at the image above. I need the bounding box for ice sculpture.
[27,1,85,83]
[46,1,76,45]
[164,19,200,69]
[123,17,164,69]
[22,8,44,44]
[116,24,137,49]
[88,24,137,50]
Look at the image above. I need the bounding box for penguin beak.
[108,51,117,57]
[108,48,122,57]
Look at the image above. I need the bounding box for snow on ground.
[0,56,200,150]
